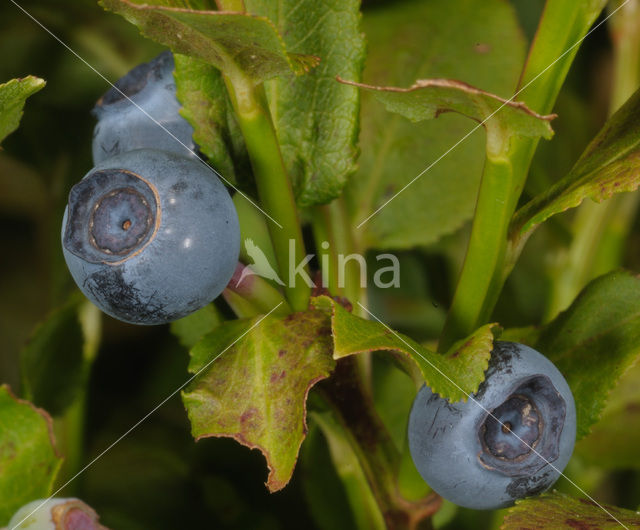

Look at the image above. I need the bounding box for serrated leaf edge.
[0,385,61,460]
[313,296,494,403]
[99,1,318,78]
[337,76,556,127]
[183,371,331,492]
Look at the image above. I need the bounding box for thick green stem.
[439,0,607,350]
[223,74,310,312]
[439,154,514,351]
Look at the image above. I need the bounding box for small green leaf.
[535,270,640,439]
[99,0,318,84]
[314,296,494,402]
[501,492,640,529]
[246,0,366,206]
[0,76,45,144]
[575,362,640,469]
[0,386,63,525]
[341,77,554,147]
[169,302,222,350]
[182,310,334,491]
[174,54,250,185]
[347,0,527,249]
[20,296,85,417]
[499,325,541,347]
[514,85,640,237]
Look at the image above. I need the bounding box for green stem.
[55,302,102,493]
[223,74,310,312]
[319,358,441,530]
[223,263,291,317]
[312,198,373,395]
[233,192,279,273]
[439,153,514,351]
[544,200,613,319]
[311,410,388,530]
[54,391,86,495]
[545,0,640,318]
[312,198,367,316]
[439,0,607,350]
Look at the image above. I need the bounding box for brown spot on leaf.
[270,370,286,383]
[240,407,257,425]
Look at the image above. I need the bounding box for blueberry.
[62,148,240,325]
[8,498,103,529]
[92,51,196,164]
[408,341,576,510]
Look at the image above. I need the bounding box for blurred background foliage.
[1,0,639,528]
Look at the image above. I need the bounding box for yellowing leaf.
[182,310,334,491]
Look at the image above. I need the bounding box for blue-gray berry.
[92,51,196,164]
[408,341,576,510]
[62,149,240,325]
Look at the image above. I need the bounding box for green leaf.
[534,270,640,439]
[99,0,319,84]
[501,492,640,529]
[169,302,222,350]
[575,362,640,469]
[347,0,527,249]
[173,54,250,185]
[314,296,494,402]
[245,0,366,206]
[20,296,86,417]
[341,77,554,146]
[513,85,640,238]
[499,325,541,347]
[0,385,63,525]
[181,310,335,491]
[0,76,45,144]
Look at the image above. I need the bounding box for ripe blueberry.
[408,341,576,510]
[8,498,104,529]
[92,51,196,164]
[62,149,240,325]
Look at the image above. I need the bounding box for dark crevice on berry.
[477,375,566,477]
[481,394,542,461]
[63,169,158,264]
